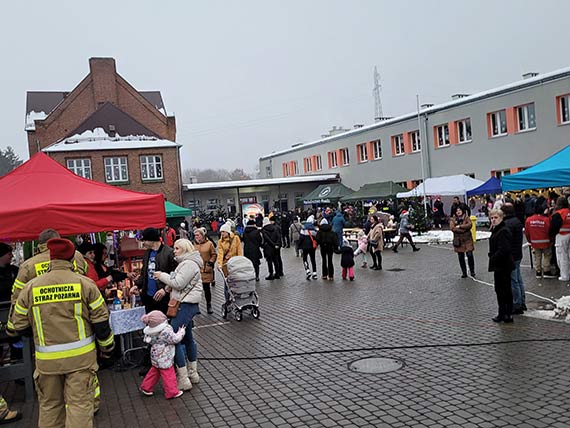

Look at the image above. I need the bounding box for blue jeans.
[511,260,525,307]
[170,302,200,367]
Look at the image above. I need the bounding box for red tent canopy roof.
[1,152,166,242]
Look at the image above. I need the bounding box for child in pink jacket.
[353,230,368,267]
[140,311,186,399]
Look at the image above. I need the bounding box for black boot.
[207,303,213,314]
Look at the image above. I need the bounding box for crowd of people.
[1,187,570,425]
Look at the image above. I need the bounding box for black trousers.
[302,249,317,272]
[275,249,284,276]
[494,270,513,318]
[203,282,212,304]
[457,251,475,274]
[321,249,334,278]
[394,232,416,249]
[282,232,290,248]
[370,251,382,268]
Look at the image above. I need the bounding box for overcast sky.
[2,1,569,173]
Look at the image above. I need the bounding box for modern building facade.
[259,68,570,191]
[25,57,183,204]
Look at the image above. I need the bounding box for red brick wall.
[48,146,182,205]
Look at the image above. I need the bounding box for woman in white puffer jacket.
[154,239,203,391]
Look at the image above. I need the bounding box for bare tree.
[182,167,252,183]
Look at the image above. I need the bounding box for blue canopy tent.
[502,146,570,191]
[466,176,502,197]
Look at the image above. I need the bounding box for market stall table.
[109,306,146,368]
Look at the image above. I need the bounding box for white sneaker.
[559,277,570,281]
[306,269,311,279]
[170,390,184,399]
[312,272,318,279]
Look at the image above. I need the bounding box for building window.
[457,118,472,143]
[304,157,312,173]
[493,169,511,179]
[372,140,382,159]
[104,157,128,183]
[435,124,450,147]
[357,143,368,163]
[516,103,536,131]
[340,148,349,166]
[292,161,298,175]
[282,162,290,177]
[315,155,322,171]
[489,110,507,137]
[265,165,272,177]
[140,155,163,181]
[329,151,338,168]
[393,134,405,155]
[409,131,421,152]
[67,158,92,179]
[560,95,570,124]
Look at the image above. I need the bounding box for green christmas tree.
[409,202,430,235]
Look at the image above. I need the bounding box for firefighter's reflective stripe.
[89,295,105,311]
[531,239,550,243]
[12,279,25,293]
[35,336,95,360]
[14,303,28,316]
[94,376,101,398]
[97,333,114,348]
[6,320,15,331]
[561,228,570,232]
[74,303,87,340]
[32,307,46,346]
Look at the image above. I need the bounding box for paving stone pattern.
[3,240,570,427]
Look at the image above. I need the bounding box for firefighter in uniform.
[9,238,114,428]
[524,205,555,278]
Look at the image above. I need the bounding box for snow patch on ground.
[523,296,570,323]
[409,230,491,244]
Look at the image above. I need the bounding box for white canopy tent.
[396,174,485,198]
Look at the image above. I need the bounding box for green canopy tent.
[340,181,408,202]
[303,183,354,204]
[165,201,192,218]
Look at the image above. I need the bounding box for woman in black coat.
[316,218,339,280]
[242,220,263,281]
[488,209,515,323]
[261,217,282,280]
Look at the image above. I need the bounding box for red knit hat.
[47,238,75,260]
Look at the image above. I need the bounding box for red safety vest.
[525,214,551,249]
[559,208,570,235]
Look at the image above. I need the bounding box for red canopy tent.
[0,153,166,242]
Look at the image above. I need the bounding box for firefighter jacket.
[10,259,113,375]
[524,214,552,249]
[559,208,570,235]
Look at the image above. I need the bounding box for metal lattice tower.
[373,66,383,121]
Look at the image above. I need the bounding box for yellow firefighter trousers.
[34,368,96,428]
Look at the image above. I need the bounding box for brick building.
[25,57,183,204]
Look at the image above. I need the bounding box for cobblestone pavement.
[3,240,570,427]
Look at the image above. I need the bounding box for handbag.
[165,261,200,318]
[308,233,318,249]
[452,237,461,248]
[369,239,378,246]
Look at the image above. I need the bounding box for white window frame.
[490,110,507,137]
[560,95,570,124]
[340,148,349,166]
[435,125,450,147]
[516,103,536,132]
[67,158,92,179]
[329,151,338,168]
[372,140,382,160]
[283,163,290,177]
[393,134,405,155]
[104,157,129,183]
[315,155,322,171]
[292,161,298,175]
[140,155,163,181]
[410,131,421,152]
[457,119,472,143]
[357,144,368,162]
[304,157,312,173]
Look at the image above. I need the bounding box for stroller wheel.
[221,304,228,319]
[251,307,260,319]
[234,310,242,322]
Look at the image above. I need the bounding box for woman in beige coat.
[367,215,384,270]
[193,227,217,314]
[450,207,475,278]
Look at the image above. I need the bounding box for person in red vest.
[525,205,556,279]
[163,225,177,247]
[550,196,570,281]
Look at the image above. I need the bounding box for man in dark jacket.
[131,227,177,314]
[450,196,470,217]
[316,219,338,280]
[488,209,514,322]
[242,220,263,281]
[280,212,291,248]
[262,218,282,280]
[501,203,525,314]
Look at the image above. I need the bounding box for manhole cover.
[348,357,404,374]
[386,268,405,272]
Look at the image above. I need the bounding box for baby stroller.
[220,256,260,321]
